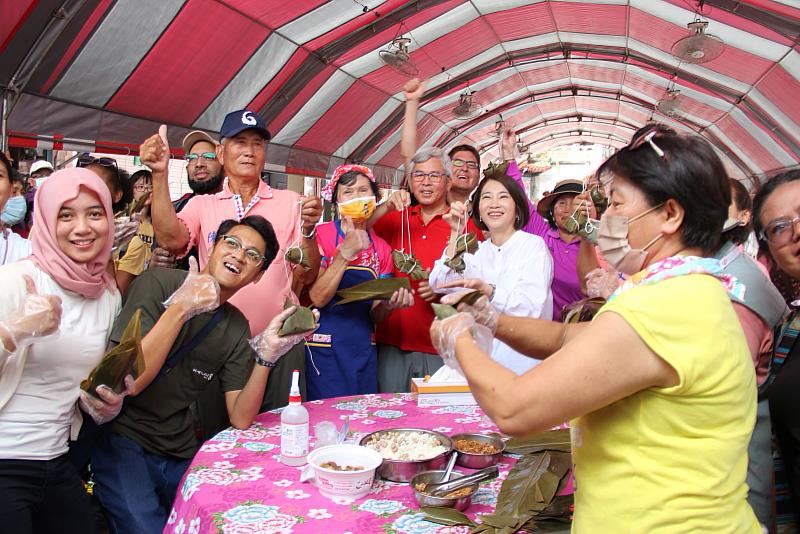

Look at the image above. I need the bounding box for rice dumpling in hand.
[590,185,609,212]
[81,309,145,396]
[335,277,411,305]
[284,245,311,270]
[278,298,318,336]
[392,250,429,280]
[444,232,478,273]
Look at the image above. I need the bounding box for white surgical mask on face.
[34,177,48,188]
[597,203,664,275]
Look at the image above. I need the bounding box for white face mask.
[597,203,664,275]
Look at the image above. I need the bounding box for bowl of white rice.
[359,428,453,482]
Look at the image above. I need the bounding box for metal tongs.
[426,465,499,497]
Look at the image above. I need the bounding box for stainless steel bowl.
[359,428,453,482]
[411,470,475,511]
[451,432,505,469]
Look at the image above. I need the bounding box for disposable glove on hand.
[441,289,499,334]
[79,375,134,425]
[0,275,62,350]
[430,312,493,373]
[250,306,320,364]
[112,213,141,250]
[585,268,620,299]
[163,257,220,319]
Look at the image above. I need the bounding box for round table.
[166,393,566,534]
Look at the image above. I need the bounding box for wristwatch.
[254,354,278,368]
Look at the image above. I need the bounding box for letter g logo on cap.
[241,111,257,126]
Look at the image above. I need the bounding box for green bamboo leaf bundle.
[284,246,311,270]
[444,232,479,273]
[431,290,485,320]
[278,298,318,336]
[392,250,429,280]
[504,428,571,455]
[335,277,411,306]
[590,186,608,211]
[420,507,476,527]
[81,309,145,395]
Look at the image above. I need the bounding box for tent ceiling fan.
[378,37,419,76]
[656,89,682,117]
[671,19,724,64]
[453,91,481,119]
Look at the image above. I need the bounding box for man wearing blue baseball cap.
[142,109,323,412]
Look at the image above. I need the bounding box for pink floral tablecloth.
[167,393,562,534]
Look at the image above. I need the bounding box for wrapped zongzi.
[278,298,318,336]
[81,309,145,395]
[392,250,429,280]
[443,232,478,273]
[335,277,411,306]
[284,246,311,270]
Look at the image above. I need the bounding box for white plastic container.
[306,444,383,499]
[281,370,309,466]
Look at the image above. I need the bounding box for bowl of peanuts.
[450,433,505,469]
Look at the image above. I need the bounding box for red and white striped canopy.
[2,0,798,185]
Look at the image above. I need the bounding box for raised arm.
[400,78,427,176]
[141,126,190,254]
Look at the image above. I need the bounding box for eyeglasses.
[220,235,265,265]
[133,182,152,192]
[77,154,120,179]
[760,217,800,247]
[411,171,448,183]
[185,152,216,165]
[451,158,479,170]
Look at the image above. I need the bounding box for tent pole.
[1,89,7,153]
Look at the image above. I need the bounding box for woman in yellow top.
[431,126,760,533]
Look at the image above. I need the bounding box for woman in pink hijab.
[0,167,123,534]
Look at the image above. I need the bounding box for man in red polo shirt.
[372,146,481,392]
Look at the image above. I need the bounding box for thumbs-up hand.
[140,124,170,174]
[338,217,370,261]
[0,275,63,350]
[163,256,220,320]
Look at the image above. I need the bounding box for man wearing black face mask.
[149,131,224,270]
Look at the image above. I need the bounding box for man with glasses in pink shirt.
[142,109,323,409]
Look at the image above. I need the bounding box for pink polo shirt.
[177,178,302,336]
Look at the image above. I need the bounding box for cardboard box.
[411,377,476,407]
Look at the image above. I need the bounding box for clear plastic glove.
[430,312,493,372]
[113,212,141,251]
[250,306,320,365]
[338,217,370,261]
[163,257,220,319]
[585,268,620,299]
[441,289,499,334]
[0,275,62,350]
[78,375,134,425]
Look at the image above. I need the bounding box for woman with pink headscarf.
[0,168,123,534]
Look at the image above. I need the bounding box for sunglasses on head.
[77,154,120,178]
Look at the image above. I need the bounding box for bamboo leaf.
[444,233,478,273]
[334,277,411,305]
[431,303,458,320]
[419,506,476,527]
[505,429,571,454]
[127,191,151,217]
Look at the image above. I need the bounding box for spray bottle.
[281,369,309,466]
